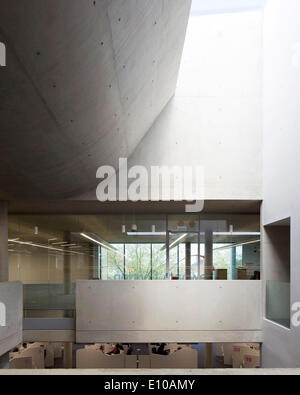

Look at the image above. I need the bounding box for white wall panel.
[262,0,300,368]
[128,11,263,200]
[0,282,23,356]
[76,280,262,343]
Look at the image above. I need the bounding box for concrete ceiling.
[0,0,191,199]
[7,200,261,215]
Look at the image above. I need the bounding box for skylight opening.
[190,0,267,16]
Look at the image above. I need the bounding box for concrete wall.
[128,11,263,200]
[0,282,23,357]
[263,226,290,283]
[0,0,191,199]
[76,280,262,343]
[262,0,300,368]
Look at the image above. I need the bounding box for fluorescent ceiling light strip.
[214,232,260,236]
[8,239,84,255]
[80,233,117,253]
[127,232,166,236]
[127,232,260,236]
[169,233,188,249]
[213,239,260,251]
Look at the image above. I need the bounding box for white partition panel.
[0,282,23,356]
[150,348,198,369]
[76,281,262,343]
[76,349,125,369]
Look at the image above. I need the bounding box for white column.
[0,202,8,283]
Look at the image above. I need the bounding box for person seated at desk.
[126,345,133,355]
[152,343,169,356]
[251,271,260,280]
[108,344,124,355]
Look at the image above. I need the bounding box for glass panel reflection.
[8,213,261,318]
[266,280,290,329]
